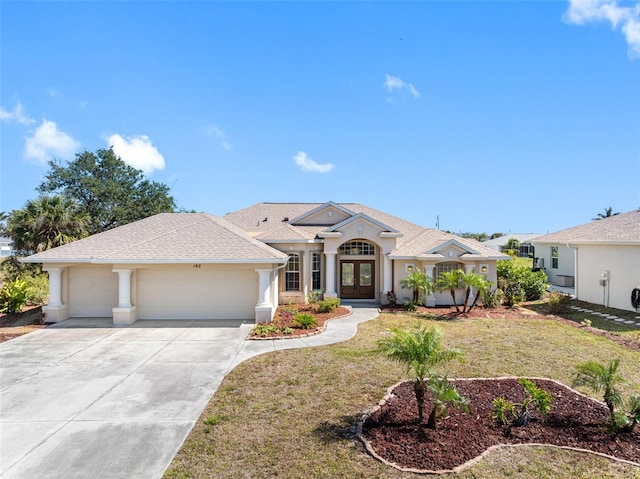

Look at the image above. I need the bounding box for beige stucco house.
[532,208,640,312]
[23,201,508,325]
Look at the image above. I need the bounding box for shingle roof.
[532,209,640,244]
[390,229,508,260]
[482,233,542,247]
[225,202,509,260]
[22,213,288,264]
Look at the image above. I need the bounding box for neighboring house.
[531,209,640,312]
[482,234,541,258]
[0,236,14,257]
[23,202,509,325]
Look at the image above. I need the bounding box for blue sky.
[1,1,639,235]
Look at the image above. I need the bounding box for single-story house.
[531,208,640,312]
[1,236,14,257]
[482,234,541,258]
[23,202,509,325]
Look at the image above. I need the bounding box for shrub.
[497,260,549,301]
[0,279,30,314]
[481,287,503,309]
[386,290,397,307]
[317,298,340,313]
[293,313,317,329]
[251,323,280,337]
[492,378,554,427]
[306,290,323,304]
[21,273,49,305]
[402,299,418,312]
[501,280,525,307]
[547,291,572,314]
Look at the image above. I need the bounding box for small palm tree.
[573,359,625,422]
[400,268,434,305]
[376,324,465,427]
[459,270,490,313]
[592,207,620,221]
[437,269,463,312]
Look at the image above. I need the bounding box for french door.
[340,260,375,299]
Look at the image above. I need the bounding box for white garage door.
[69,266,118,317]
[137,266,256,320]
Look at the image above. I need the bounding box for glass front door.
[340,260,375,299]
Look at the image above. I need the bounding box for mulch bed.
[361,378,640,473]
[248,304,351,339]
[0,305,45,343]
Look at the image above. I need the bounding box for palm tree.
[400,268,434,305]
[573,359,625,422]
[459,270,490,313]
[437,269,463,312]
[376,324,465,427]
[592,207,620,221]
[7,195,90,252]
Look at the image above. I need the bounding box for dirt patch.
[0,305,45,343]
[361,378,640,473]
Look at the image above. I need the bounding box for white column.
[113,269,132,308]
[324,252,336,297]
[46,268,63,307]
[383,254,393,294]
[256,269,272,307]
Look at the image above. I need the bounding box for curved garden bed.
[359,377,640,474]
[248,304,352,339]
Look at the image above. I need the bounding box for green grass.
[165,313,640,479]
[512,256,533,268]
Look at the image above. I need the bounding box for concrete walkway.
[0,306,379,479]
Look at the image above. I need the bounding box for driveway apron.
[0,306,379,479]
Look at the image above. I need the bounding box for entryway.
[340,260,375,299]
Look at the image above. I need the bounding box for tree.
[7,195,89,253]
[573,359,625,426]
[400,268,434,305]
[437,269,463,313]
[38,148,176,234]
[459,270,490,313]
[592,207,620,221]
[376,324,467,428]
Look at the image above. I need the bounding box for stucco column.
[383,254,392,294]
[424,263,436,307]
[113,269,133,308]
[256,269,272,307]
[46,268,63,307]
[324,252,337,297]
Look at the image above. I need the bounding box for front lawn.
[165,312,640,479]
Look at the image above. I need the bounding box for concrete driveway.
[0,307,379,479]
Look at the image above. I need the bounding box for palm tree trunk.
[427,406,437,429]
[462,287,471,313]
[414,381,425,422]
[449,288,460,313]
[468,290,482,312]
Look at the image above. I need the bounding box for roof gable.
[288,201,355,226]
[322,212,400,235]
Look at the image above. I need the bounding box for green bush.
[306,290,323,304]
[22,273,49,305]
[293,313,317,329]
[0,279,30,314]
[481,287,503,309]
[316,298,340,313]
[402,299,418,312]
[492,378,554,427]
[547,291,572,314]
[501,280,525,307]
[497,260,548,301]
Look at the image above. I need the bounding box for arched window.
[285,254,300,291]
[338,241,375,255]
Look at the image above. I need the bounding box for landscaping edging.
[247,307,353,340]
[357,376,640,474]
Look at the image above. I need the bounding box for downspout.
[566,243,578,299]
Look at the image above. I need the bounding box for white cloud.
[384,74,420,99]
[0,101,35,125]
[293,151,335,173]
[204,124,232,150]
[564,0,640,58]
[23,119,79,164]
[107,133,166,174]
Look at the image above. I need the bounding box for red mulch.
[249,304,351,338]
[362,378,640,472]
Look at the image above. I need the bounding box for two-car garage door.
[137,266,256,320]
